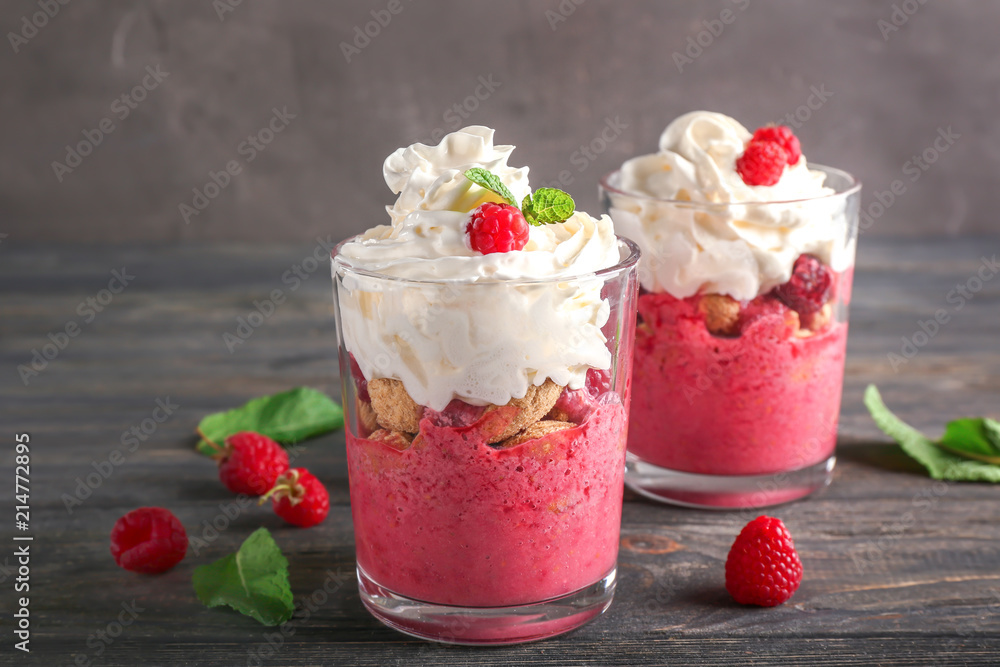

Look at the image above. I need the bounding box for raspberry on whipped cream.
[611,111,853,301]
[335,126,622,410]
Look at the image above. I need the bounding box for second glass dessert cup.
[601,167,861,509]
[332,237,639,644]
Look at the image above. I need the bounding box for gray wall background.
[2,0,996,243]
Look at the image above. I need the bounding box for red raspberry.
[466,202,530,254]
[772,254,833,315]
[726,516,803,606]
[110,507,188,574]
[349,354,370,403]
[265,468,329,528]
[751,126,802,165]
[736,140,788,186]
[218,431,290,496]
[585,368,612,398]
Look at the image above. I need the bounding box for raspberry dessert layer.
[628,292,847,476]
[346,400,627,608]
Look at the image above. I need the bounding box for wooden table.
[2,237,999,667]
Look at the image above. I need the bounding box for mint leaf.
[984,418,1000,449]
[864,385,1000,482]
[196,387,344,456]
[939,418,1000,464]
[193,528,294,626]
[464,168,517,206]
[522,187,575,226]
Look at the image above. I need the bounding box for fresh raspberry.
[218,432,290,496]
[585,368,612,398]
[751,126,802,165]
[546,387,596,424]
[349,354,370,402]
[110,507,188,574]
[772,254,833,315]
[426,399,488,428]
[725,515,803,606]
[466,202,530,254]
[265,468,329,528]
[736,140,788,186]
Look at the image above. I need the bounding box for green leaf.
[464,168,517,206]
[196,387,344,456]
[939,418,1000,464]
[984,418,1000,449]
[864,385,1000,482]
[522,187,575,226]
[192,528,294,626]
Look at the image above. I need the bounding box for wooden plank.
[1,238,999,666]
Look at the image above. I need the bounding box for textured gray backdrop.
[2,0,995,243]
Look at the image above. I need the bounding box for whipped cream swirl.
[611,111,853,300]
[335,126,622,410]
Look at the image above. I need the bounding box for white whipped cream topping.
[335,126,621,410]
[612,111,853,300]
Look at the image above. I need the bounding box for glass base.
[625,453,835,509]
[357,565,616,645]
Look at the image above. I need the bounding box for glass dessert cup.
[601,166,861,509]
[332,237,639,644]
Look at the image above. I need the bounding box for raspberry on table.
[772,254,833,315]
[265,468,330,528]
[751,126,802,165]
[736,140,788,186]
[725,515,803,606]
[466,202,530,254]
[218,431,290,496]
[110,507,188,574]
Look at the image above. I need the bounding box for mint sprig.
[522,188,575,225]
[464,169,575,226]
[864,385,1000,482]
[196,387,344,456]
[464,167,517,206]
[192,528,294,626]
[939,418,1000,464]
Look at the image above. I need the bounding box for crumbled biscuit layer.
[368,378,424,433]
[368,428,415,450]
[482,379,563,444]
[498,420,575,448]
[366,377,564,444]
[699,294,741,335]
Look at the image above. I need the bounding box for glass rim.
[599,163,862,207]
[331,235,641,287]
